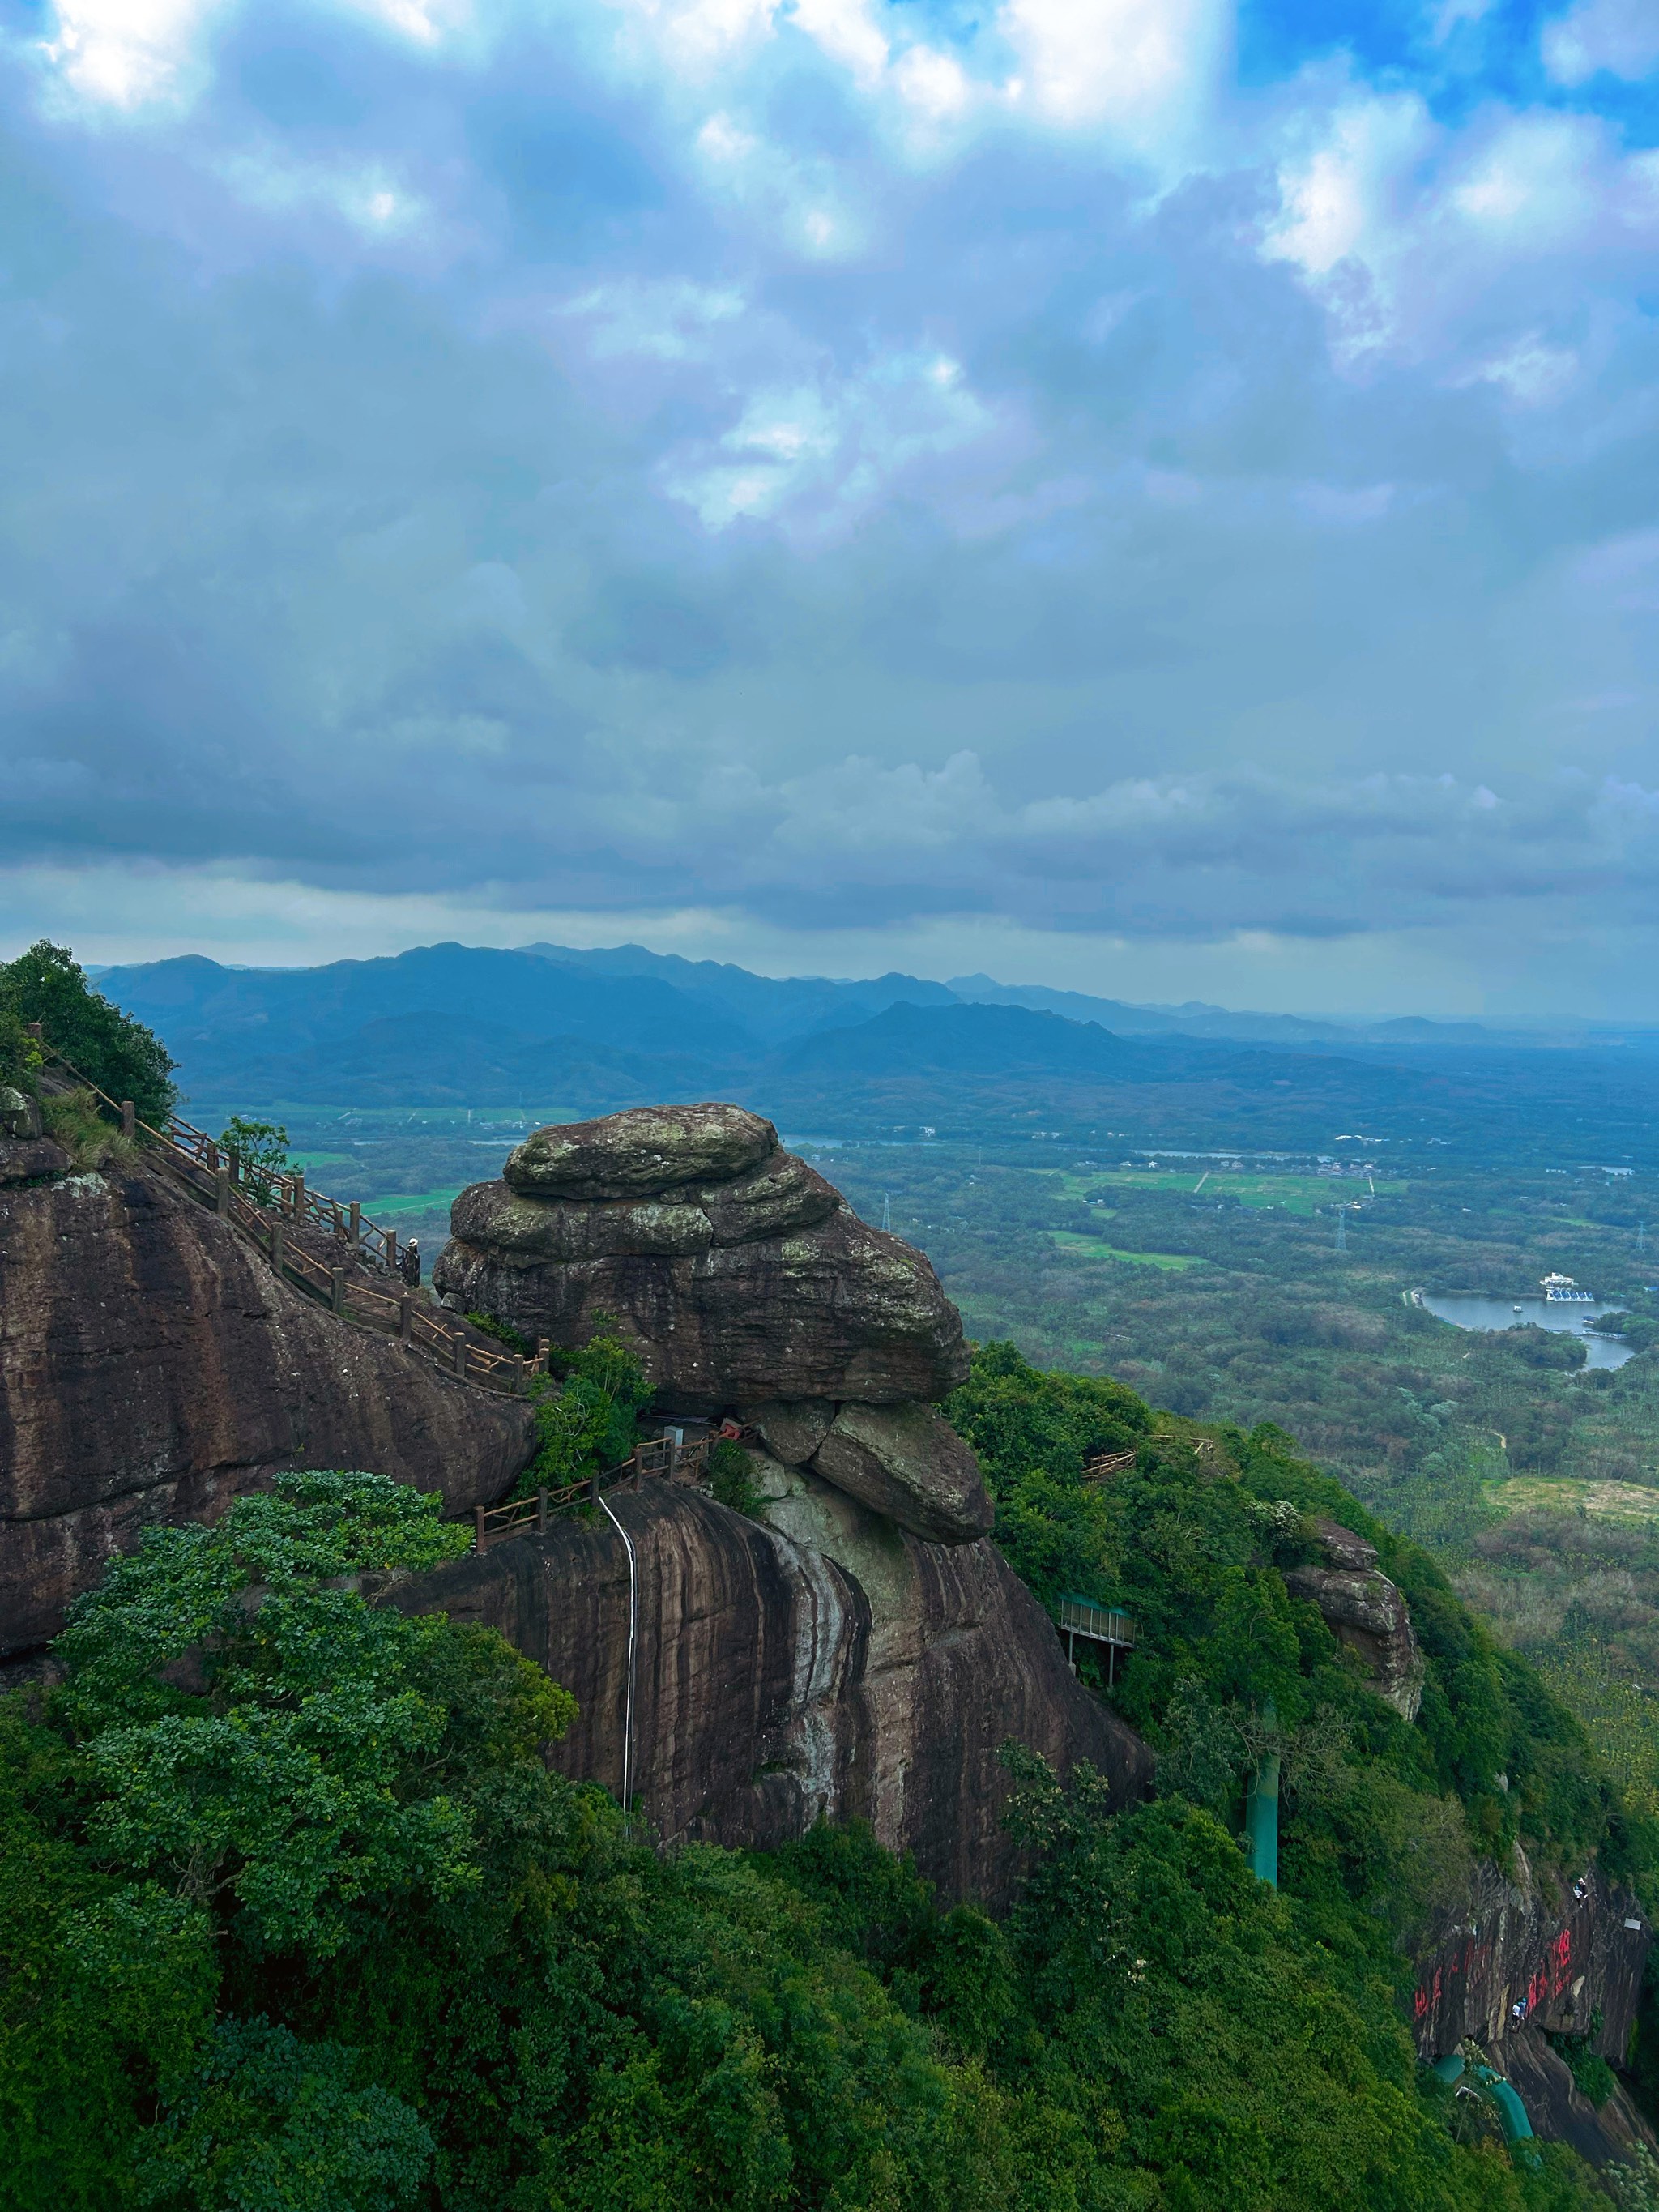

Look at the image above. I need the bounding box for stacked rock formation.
[435,1103,993,1541]
[1283,1517,1425,1720]
[420,1101,1145,1898]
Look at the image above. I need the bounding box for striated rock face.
[1285,1518,1424,1720]
[0,1156,536,1653]
[436,1105,969,1412]
[1412,1857,1655,2163]
[387,1476,1151,1906]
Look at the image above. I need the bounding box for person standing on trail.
[400,1237,420,1287]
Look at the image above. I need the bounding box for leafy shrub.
[219,1117,289,1204]
[465,1312,534,1358]
[709,1438,769,1519]
[0,942,175,1126]
[523,1325,651,1494]
[134,2018,433,2212]
[0,1007,41,1095]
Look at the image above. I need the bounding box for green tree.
[219,1117,290,1205]
[0,940,175,1125]
[526,1326,652,1493]
[136,2018,433,2212]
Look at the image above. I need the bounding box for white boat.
[1541,1273,1595,1304]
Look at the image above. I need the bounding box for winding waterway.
[1420,1292,1634,1370]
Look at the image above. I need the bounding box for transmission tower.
[1336,1206,1347,1253]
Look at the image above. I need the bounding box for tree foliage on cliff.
[0,940,175,1125]
[2,1451,1618,2211]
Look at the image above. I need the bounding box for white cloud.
[41,0,223,108]
[999,0,1228,149]
[1543,0,1659,85]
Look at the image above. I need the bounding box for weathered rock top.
[438,1104,968,1409]
[505,1103,779,1200]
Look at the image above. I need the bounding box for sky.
[1,0,1657,1015]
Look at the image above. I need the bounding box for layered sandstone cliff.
[387,1474,1150,1905]
[0,1153,535,1652]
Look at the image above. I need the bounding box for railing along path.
[28,1026,539,1400]
[472,1434,714,1551]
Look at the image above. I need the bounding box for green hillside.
[4,1352,1648,2210]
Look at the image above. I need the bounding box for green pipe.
[1475,2067,1538,2166]
[1429,2052,1538,2167]
[1244,1699,1280,1888]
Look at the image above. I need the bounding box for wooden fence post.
[215,1168,230,1217]
[537,1488,548,1534]
[270,1220,285,1275]
[399,1293,412,1344]
[475,1506,486,1552]
[331,1267,344,1315]
[205,1139,219,1172]
[536,1337,550,1375]
[120,1100,135,1142]
[292,1169,305,1219]
[348,1200,360,1248]
[386,1228,398,1272]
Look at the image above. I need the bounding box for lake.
[1420,1292,1634,1370]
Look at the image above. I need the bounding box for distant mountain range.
[86,942,1659,1166]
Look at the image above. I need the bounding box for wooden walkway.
[28,1027,539,1400]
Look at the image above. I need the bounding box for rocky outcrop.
[0,1155,535,1653]
[0,1086,69,1184]
[387,1474,1150,1906]
[1285,1518,1424,1720]
[799,1402,993,1544]
[434,1106,968,1411]
[1412,1857,1655,2162]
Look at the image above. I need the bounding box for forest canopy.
[3,1356,1646,2208]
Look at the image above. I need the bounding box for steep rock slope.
[0,1156,535,1652]
[389,1477,1149,1905]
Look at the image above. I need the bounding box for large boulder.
[505,1104,776,1198]
[436,1105,967,1410]
[808,1401,993,1544]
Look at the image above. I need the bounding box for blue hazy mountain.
[86,944,1657,1165]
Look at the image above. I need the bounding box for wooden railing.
[472,1434,714,1548]
[1082,1450,1137,1482]
[27,1026,539,1400]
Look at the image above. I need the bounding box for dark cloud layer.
[1,0,1657,993]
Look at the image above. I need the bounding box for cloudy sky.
[1,0,1656,1013]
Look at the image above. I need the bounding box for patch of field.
[365,1187,467,1219]
[1536,1642,1659,1823]
[1049,1232,1205,1271]
[1484,1475,1659,1523]
[1048,1168,1405,1217]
